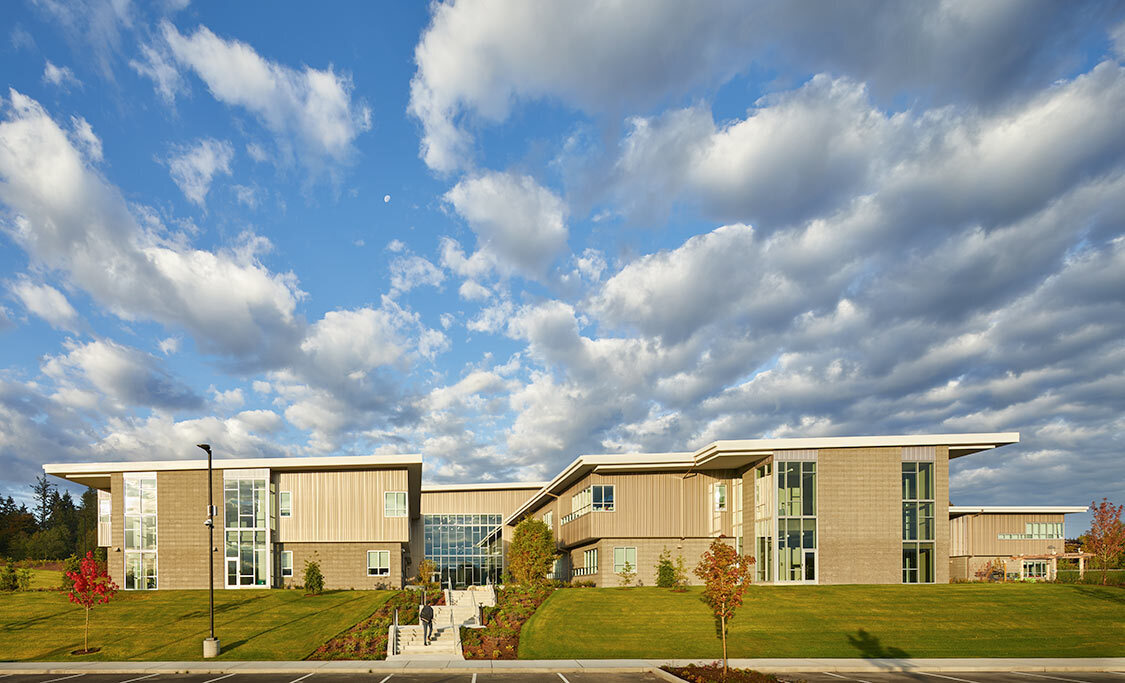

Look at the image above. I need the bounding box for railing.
[571,566,596,577]
[389,608,399,656]
[561,504,591,525]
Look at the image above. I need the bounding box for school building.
[42,431,1087,590]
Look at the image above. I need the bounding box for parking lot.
[0,674,660,683]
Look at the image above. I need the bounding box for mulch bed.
[307,588,443,660]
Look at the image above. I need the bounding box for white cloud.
[444,171,568,279]
[158,337,180,354]
[299,307,407,380]
[130,43,187,104]
[43,338,202,411]
[232,184,257,208]
[389,255,444,296]
[458,280,490,301]
[1113,20,1125,60]
[0,90,304,367]
[68,116,102,162]
[11,278,79,331]
[211,386,244,410]
[42,61,82,89]
[166,138,234,207]
[94,410,287,461]
[160,22,371,172]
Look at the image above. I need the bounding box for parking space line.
[557,674,571,683]
[920,673,981,683]
[288,674,315,683]
[203,675,236,683]
[1013,673,1092,683]
[43,675,84,683]
[472,674,477,683]
[118,674,159,683]
[821,672,873,683]
[377,675,392,683]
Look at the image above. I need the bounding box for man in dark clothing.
[420,603,434,645]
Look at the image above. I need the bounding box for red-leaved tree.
[1087,498,1125,585]
[67,551,118,654]
[694,538,755,676]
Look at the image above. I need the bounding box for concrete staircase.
[388,588,497,659]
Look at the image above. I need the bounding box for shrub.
[673,552,690,591]
[460,583,554,659]
[656,547,676,587]
[61,554,82,590]
[304,554,325,595]
[617,560,636,587]
[17,567,32,591]
[0,561,19,591]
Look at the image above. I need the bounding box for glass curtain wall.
[753,463,773,582]
[223,472,269,587]
[423,514,503,587]
[123,473,157,589]
[777,461,817,582]
[902,461,935,583]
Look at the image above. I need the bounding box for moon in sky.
[384,194,390,203]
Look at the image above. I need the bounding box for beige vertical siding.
[421,488,538,514]
[949,513,1067,557]
[276,469,410,542]
[818,447,902,584]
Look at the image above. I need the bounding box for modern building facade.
[949,506,1088,581]
[43,431,1086,590]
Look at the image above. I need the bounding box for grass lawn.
[0,588,391,661]
[520,584,1125,659]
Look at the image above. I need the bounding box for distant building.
[43,431,1085,589]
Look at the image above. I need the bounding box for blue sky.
[1,1,1124,535]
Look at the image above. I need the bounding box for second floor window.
[715,483,728,511]
[592,484,615,511]
[279,491,291,517]
[384,491,407,517]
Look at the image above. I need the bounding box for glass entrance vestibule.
[223,470,272,588]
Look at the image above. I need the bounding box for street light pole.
[197,443,220,658]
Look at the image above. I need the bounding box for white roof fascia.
[421,482,548,492]
[949,505,1089,515]
[44,453,423,476]
[695,433,1019,463]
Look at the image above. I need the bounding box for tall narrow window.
[280,550,293,577]
[123,473,158,590]
[367,550,390,576]
[384,491,407,517]
[543,511,553,530]
[224,472,269,588]
[902,462,935,583]
[279,491,291,517]
[777,461,816,582]
[714,483,728,511]
[584,548,598,571]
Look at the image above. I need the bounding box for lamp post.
[197,443,220,658]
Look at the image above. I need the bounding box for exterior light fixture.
[197,443,220,658]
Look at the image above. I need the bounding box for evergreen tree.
[30,475,54,528]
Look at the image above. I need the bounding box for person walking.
[420,602,434,646]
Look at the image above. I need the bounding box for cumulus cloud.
[42,61,82,89]
[11,278,80,331]
[444,171,568,279]
[130,43,187,104]
[42,339,202,411]
[159,21,371,172]
[0,90,304,368]
[389,255,444,296]
[409,0,1120,171]
[166,138,234,207]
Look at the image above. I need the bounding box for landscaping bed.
[460,584,556,659]
[661,664,781,683]
[307,588,442,660]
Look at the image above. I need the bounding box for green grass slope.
[520,584,1125,659]
[0,589,391,661]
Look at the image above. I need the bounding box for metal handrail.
[391,608,399,656]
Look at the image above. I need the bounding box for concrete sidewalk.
[0,658,1121,674]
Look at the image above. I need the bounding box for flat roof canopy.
[949,505,1088,518]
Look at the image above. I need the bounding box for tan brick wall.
[156,470,224,590]
[818,447,902,584]
[278,542,405,590]
[569,537,732,587]
[109,473,123,587]
[934,447,950,584]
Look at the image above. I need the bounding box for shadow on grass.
[1068,584,1125,605]
[178,594,269,620]
[846,629,912,670]
[1,608,74,631]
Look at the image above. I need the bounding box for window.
[715,483,728,511]
[777,461,817,582]
[1023,560,1048,579]
[281,551,293,577]
[123,473,157,590]
[592,485,615,511]
[424,514,504,587]
[584,548,598,571]
[613,546,637,574]
[223,473,269,588]
[543,511,553,530]
[754,463,773,583]
[279,491,291,518]
[998,522,1063,540]
[367,550,390,576]
[384,491,407,517]
[902,462,935,583]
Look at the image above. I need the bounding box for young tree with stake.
[694,538,755,676]
[66,551,118,654]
